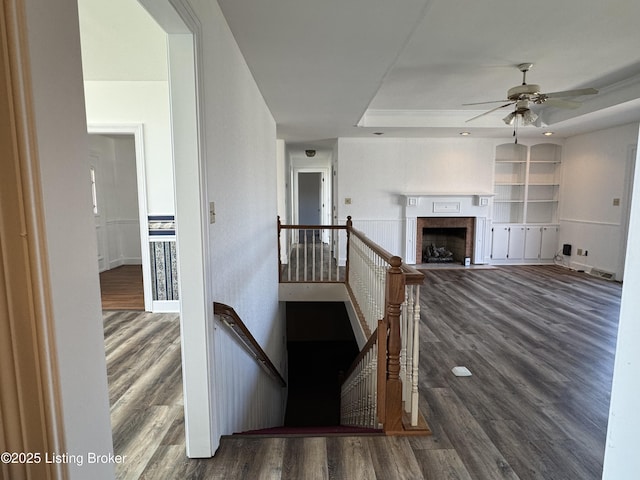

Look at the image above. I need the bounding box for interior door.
[298,172,322,225]
[89,152,108,272]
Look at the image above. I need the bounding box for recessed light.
[373,132,384,136]
[459,132,471,136]
[542,131,554,136]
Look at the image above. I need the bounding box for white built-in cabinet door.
[540,226,559,260]
[508,226,526,260]
[492,225,535,261]
[525,226,543,260]
[491,226,510,260]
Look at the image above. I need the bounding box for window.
[90,166,98,215]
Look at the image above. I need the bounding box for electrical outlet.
[344,197,352,205]
[577,248,583,256]
[613,198,621,206]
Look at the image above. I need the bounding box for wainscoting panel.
[338,218,405,265]
[352,219,404,257]
[212,315,286,435]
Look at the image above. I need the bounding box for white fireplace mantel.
[402,193,492,265]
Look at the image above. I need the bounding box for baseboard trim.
[152,300,179,313]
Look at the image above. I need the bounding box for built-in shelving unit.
[494,143,527,224]
[491,143,562,263]
[527,143,561,224]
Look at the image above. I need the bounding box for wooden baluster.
[385,256,404,433]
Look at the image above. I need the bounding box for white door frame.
[139,0,217,457]
[620,145,637,278]
[88,123,153,312]
[292,166,331,228]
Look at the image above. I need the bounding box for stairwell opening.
[284,302,359,427]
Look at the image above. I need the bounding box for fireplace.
[403,194,490,265]
[416,217,475,264]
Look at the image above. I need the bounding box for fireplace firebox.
[416,217,475,265]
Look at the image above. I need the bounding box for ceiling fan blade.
[543,98,582,109]
[462,99,510,106]
[466,102,514,122]
[543,87,598,99]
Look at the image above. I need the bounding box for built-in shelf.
[493,143,561,225]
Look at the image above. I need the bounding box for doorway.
[88,125,152,311]
[298,172,322,225]
[293,167,330,227]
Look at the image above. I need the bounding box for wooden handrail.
[401,263,425,286]
[213,302,286,387]
[348,225,397,264]
[278,223,347,230]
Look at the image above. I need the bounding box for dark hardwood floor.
[100,265,145,310]
[104,265,621,479]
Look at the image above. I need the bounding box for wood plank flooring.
[105,265,621,479]
[100,265,145,310]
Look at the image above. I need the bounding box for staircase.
[278,217,431,436]
[284,302,359,427]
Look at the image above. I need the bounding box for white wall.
[289,149,332,225]
[559,123,639,279]
[183,0,286,445]
[161,0,286,450]
[23,0,114,478]
[89,134,142,270]
[78,0,174,215]
[335,137,496,256]
[602,125,640,480]
[83,82,173,214]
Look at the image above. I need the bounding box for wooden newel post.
[345,216,352,283]
[277,216,282,282]
[385,255,405,432]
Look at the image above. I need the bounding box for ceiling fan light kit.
[465,63,598,132]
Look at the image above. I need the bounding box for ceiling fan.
[465,63,598,126]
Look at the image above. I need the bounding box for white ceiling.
[217,0,640,146]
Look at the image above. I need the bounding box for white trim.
[619,145,637,278]
[88,123,153,312]
[139,0,217,458]
[559,217,621,227]
[152,300,180,312]
[1,2,66,474]
[292,166,331,227]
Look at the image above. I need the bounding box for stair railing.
[278,216,428,434]
[214,302,286,387]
